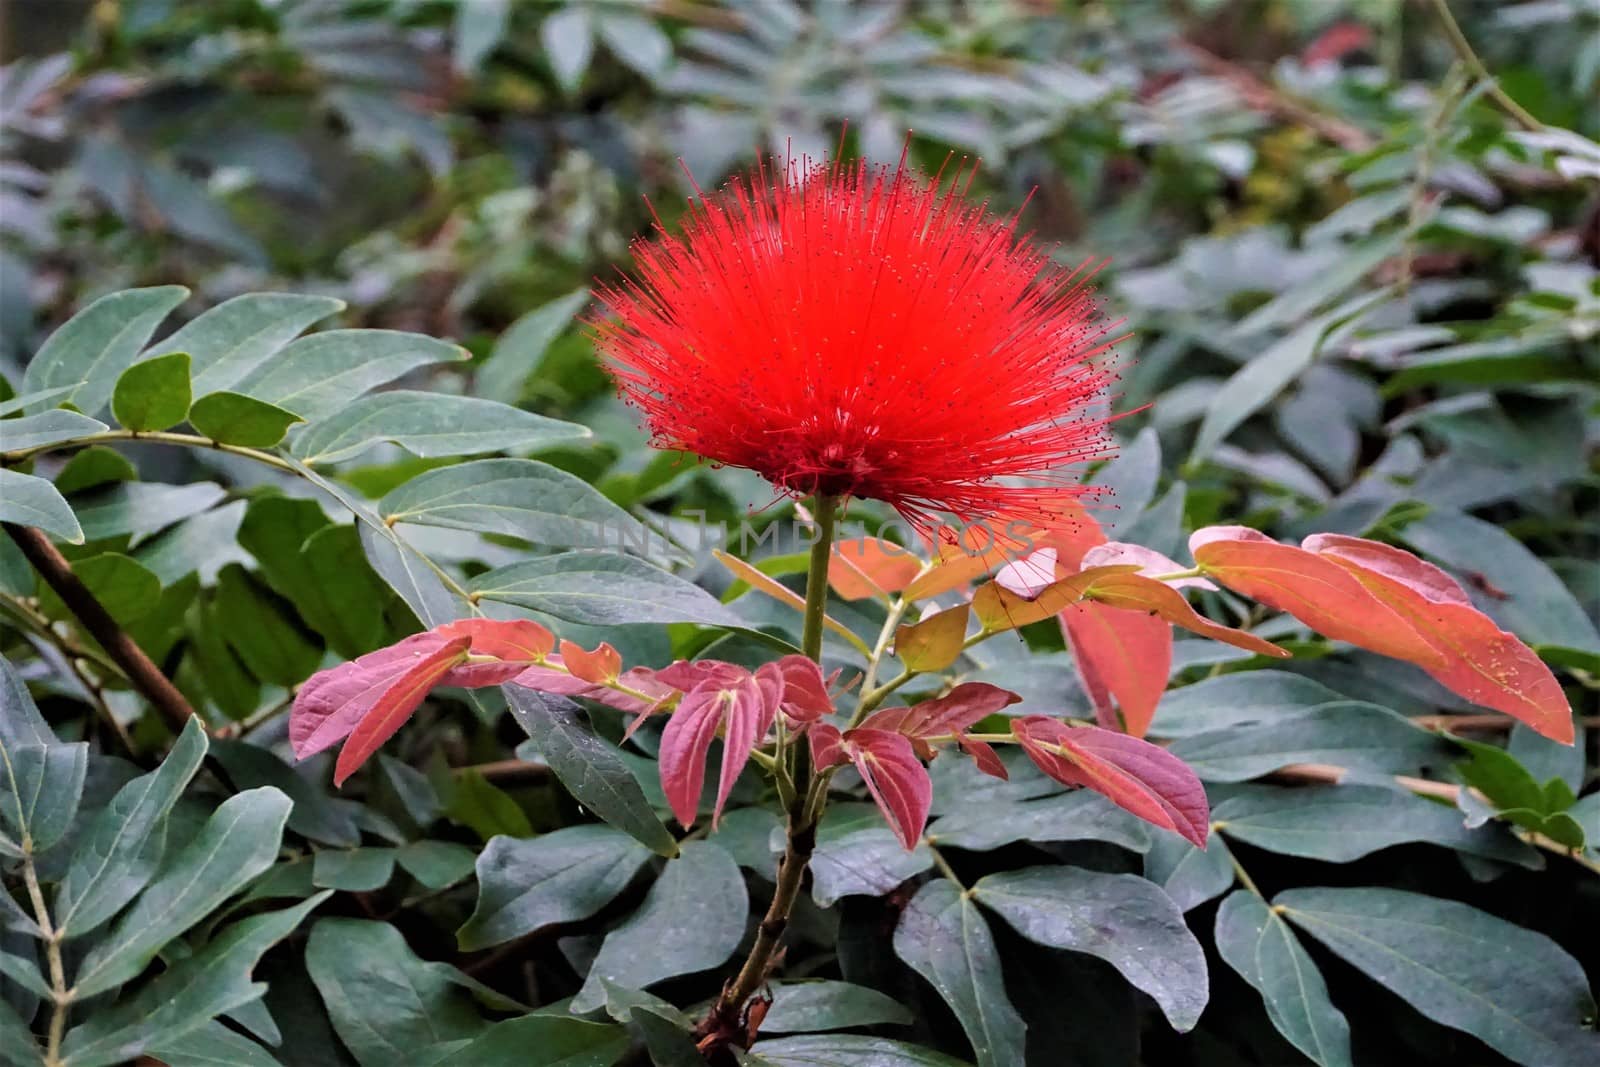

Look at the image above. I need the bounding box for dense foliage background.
[2,1,1597,1066]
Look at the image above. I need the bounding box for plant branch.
[1425,0,1543,132]
[21,852,69,1065]
[699,495,839,1050]
[3,524,199,734]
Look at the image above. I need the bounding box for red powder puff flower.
[592,149,1120,531]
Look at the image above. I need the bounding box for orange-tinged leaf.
[560,639,622,684]
[334,636,471,785]
[712,549,868,654]
[904,518,1105,600]
[1302,533,1471,604]
[1059,601,1172,737]
[1320,554,1573,743]
[971,564,1138,632]
[830,538,923,600]
[1081,572,1289,659]
[1190,526,1443,666]
[895,603,971,672]
[437,617,555,660]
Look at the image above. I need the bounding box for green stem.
[1426,0,1542,131]
[799,497,839,661]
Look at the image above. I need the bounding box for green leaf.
[1453,737,1584,848]
[112,350,191,431]
[56,717,209,937]
[1211,784,1542,866]
[380,459,644,549]
[157,292,345,396]
[234,329,467,421]
[571,841,748,1013]
[313,848,397,891]
[293,390,590,465]
[506,689,677,857]
[60,894,327,1067]
[132,500,248,585]
[972,866,1208,1032]
[396,840,477,890]
[893,879,1025,1067]
[0,996,42,1067]
[0,742,88,857]
[1168,701,1454,782]
[0,655,56,748]
[431,1015,630,1067]
[458,824,650,950]
[475,289,590,402]
[74,786,293,997]
[144,1020,282,1067]
[237,498,387,659]
[37,552,160,626]
[53,446,136,495]
[1149,670,1345,737]
[0,410,107,452]
[810,805,933,906]
[926,790,1149,854]
[211,739,361,847]
[73,481,224,544]
[762,981,913,1034]
[471,552,745,629]
[0,469,83,543]
[0,384,81,417]
[1278,887,1600,1067]
[305,918,490,1066]
[1215,890,1352,1067]
[188,392,302,448]
[213,564,322,687]
[21,286,188,416]
[445,769,533,842]
[1143,832,1236,913]
[452,0,509,73]
[1191,289,1387,464]
[753,1035,970,1066]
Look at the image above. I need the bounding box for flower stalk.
[698,495,839,1049]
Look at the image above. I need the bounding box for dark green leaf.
[188,392,303,448]
[72,482,224,544]
[74,786,293,997]
[56,717,208,937]
[431,1015,630,1067]
[893,879,1025,1067]
[1143,832,1236,913]
[458,824,650,950]
[571,841,747,1013]
[0,742,87,857]
[21,286,188,416]
[111,350,191,431]
[37,552,160,626]
[506,688,677,857]
[0,410,106,452]
[0,469,83,543]
[1278,887,1600,1067]
[312,848,397,891]
[1150,670,1345,737]
[445,769,533,842]
[471,552,745,628]
[1214,890,1352,1067]
[926,790,1149,854]
[59,895,326,1067]
[1168,702,1454,782]
[380,459,644,549]
[762,981,914,1034]
[213,564,322,687]
[973,866,1208,1032]
[810,808,934,907]
[475,292,588,402]
[159,292,345,396]
[293,390,590,466]
[145,1020,282,1067]
[234,330,467,421]
[753,1035,970,1066]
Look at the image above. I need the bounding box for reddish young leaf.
[509,662,674,715]
[712,549,863,649]
[437,618,556,686]
[843,728,933,850]
[958,735,1008,779]
[1012,716,1210,847]
[894,603,971,672]
[560,640,623,684]
[1059,601,1172,736]
[658,670,772,828]
[810,722,848,769]
[774,655,834,723]
[291,632,457,759]
[1190,526,1444,666]
[1307,540,1572,743]
[333,636,472,785]
[1081,572,1289,659]
[860,682,1020,754]
[830,537,922,600]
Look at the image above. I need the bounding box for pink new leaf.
[845,728,933,850]
[1012,716,1210,847]
[657,668,771,828]
[291,632,457,759]
[332,636,472,785]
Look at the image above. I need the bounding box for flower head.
[593,150,1119,532]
